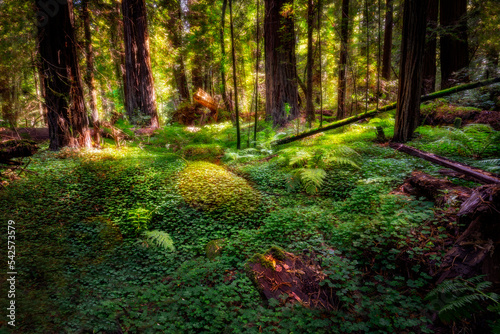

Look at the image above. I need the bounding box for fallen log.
[0,140,39,164]
[389,143,500,185]
[273,78,500,146]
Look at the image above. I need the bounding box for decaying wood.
[399,172,500,283]
[193,88,218,113]
[437,184,500,283]
[390,143,500,184]
[0,140,39,164]
[245,247,335,310]
[400,171,472,205]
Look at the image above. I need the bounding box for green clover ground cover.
[1,121,498,333]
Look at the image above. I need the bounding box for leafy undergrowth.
[1,117,499,333]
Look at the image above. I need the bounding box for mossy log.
[0,140,39,164]
[273,77,500,146]
[390,143,500,184]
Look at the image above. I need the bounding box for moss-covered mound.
[181,143,224,161]
[177,161,260,214]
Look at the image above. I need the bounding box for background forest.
[0,0,500,333]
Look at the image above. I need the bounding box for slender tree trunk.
[306,0,314,126]
[381,0,393,80]
[82,0,100,144]
[393,0,427,143]
[364,0,369,113]
[220,0,231,112]
[36,0,91,150]
[440,0,469,89]
[317,0,323,126]
[229,0,241,149]
[422,0,438,95]
[253,0,260,143]
[336,0,349,120]
[122,0,158,128]
[264,0,299,127]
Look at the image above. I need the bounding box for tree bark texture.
[229,0,241,149]
[220,0,231,112]
[306,0,314,126]
[264,0,299,127]
[393,0,427,143]
[336,0,349,120]
[166,0,190,102]
[440,0,469,89]
[381,0,393,80]
[422,0,438,95]
[122,0,158,127]
[82,0,100,144]
[36,0,91,150]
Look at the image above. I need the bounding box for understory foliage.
[0,119,499,333]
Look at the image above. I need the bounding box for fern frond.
[299,168,327,194]
[289,150,314,167]
[143,230,175,251]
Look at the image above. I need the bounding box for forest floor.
[1,106,499,333]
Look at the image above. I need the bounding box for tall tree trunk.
[220,0,231,112]
[393,0,427,143]
[381,0,393,80]
[36,0,91,150]
[122,0,158,128]
[82,0,100,144]
[264,0,299,127]
[422,0,438,95]
[229,0,241,149]
[306,0,314,126]
[336,0,349,120]
[440,0,469,89]
[166,0,190,102]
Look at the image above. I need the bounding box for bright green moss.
[181,143,224,161]
[177,161,260,214]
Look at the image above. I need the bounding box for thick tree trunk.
[393,0,427,143]
[336,0,349,120]
[36,0,91,151]
[381,0,393,80]
[122,0,159,128]
[422,0,438,95]
[440,0,469,89]
[306,0,315,126]
[264,0,299,127]
[166,0,190,102]
[82,0,100,145]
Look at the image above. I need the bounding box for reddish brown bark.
[36,0,91,150]
[336,0,349,120]
[264,0,299,127]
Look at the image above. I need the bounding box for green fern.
[142,230,175,251]
[475,158,500,173]
[426,276,499,323]
[284,146,360,194]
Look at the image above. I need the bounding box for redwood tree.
[305,0,315,126]
[264,0,299,127]
[122,0,159,127]
[336,0,349,120]
[82,0,100,144]
[36,0,91,150]
[381,0,393,80]
[422,0,438,95]
[440,0,469,89]
[393,0,427,143]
